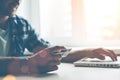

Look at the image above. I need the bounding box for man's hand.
[85,48,117,61]
[29,46,66,74]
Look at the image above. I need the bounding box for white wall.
[17,0,30,20]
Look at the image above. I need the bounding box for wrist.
[20,57,30,75]
[82,49,94,58]
[28,56,39,74]
[8,56,30,75]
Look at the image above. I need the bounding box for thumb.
[96,54,105,60]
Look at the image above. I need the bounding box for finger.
[48,60,61,66]
[107,50,117,61]
[48,65,58,72]
[53,54,62,61]
[93,48,116,61]
[49,46,66,54]
[39,65,58,74]
[102,50,116,61]
[95,54,105,60]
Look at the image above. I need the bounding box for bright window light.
[17,0,120,47]
[84,0,118,42]
[39,0,72,38]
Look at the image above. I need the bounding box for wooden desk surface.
[0,63,120,80]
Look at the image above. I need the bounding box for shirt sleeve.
[24,21,50,52]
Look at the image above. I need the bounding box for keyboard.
[74,56,120,68]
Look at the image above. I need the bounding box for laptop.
[74,56,120,68]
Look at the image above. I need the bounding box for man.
[0,0,117,75]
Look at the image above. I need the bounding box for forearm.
[0,57,30,75]
[61,50,88,63]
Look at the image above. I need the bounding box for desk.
[0,63,120,80]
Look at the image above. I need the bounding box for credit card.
[53,49,71,57]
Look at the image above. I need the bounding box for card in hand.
[53,49,71,57]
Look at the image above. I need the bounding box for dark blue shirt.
[7,15,49,56]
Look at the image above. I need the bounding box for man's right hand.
[28,46,66,74]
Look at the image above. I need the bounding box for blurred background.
[17,0,120,49]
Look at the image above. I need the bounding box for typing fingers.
[95,54,105,60]
[93,48,117,61]
[107,49,117,61]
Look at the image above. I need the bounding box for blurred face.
[0,0,22,16]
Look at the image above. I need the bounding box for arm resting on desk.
[61,50,86,63]
[61,48,117,62]
[0,57,30,75]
